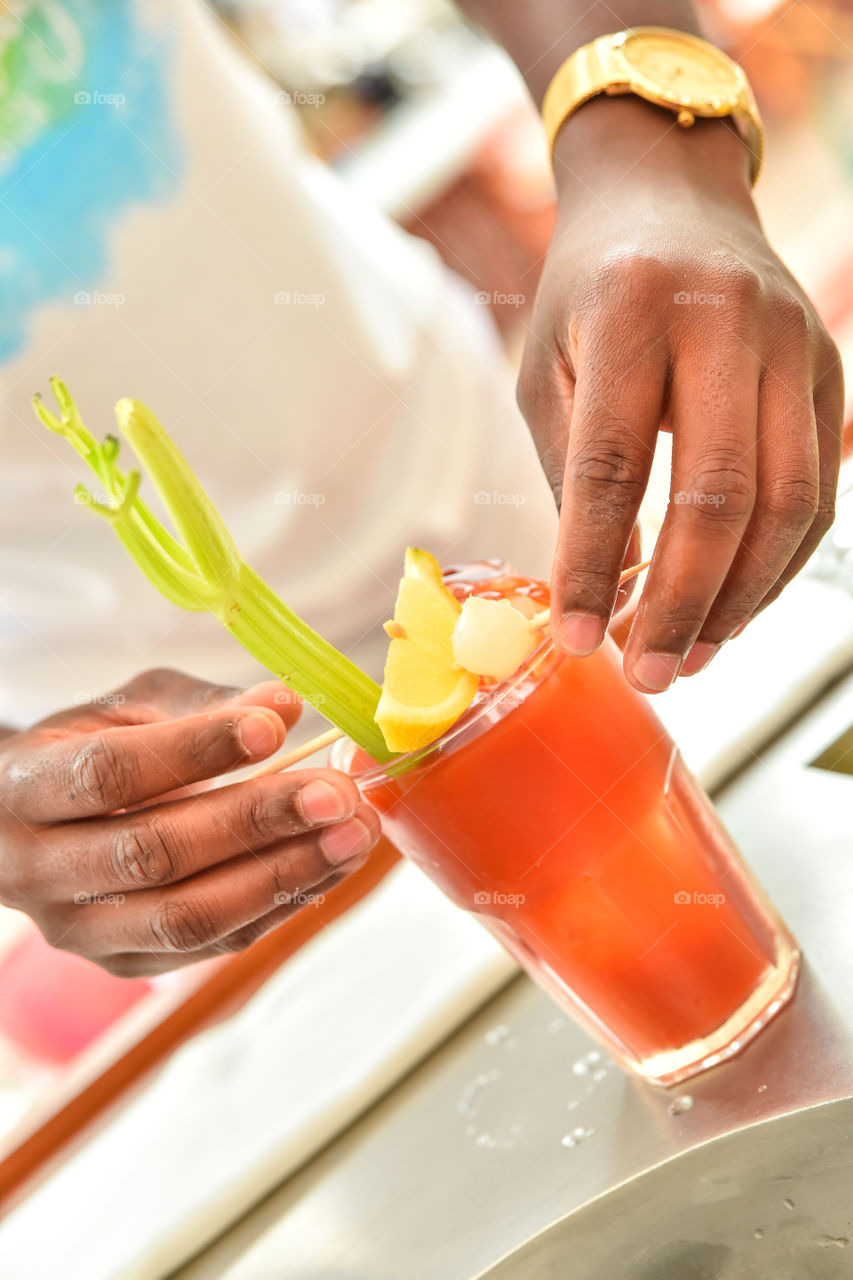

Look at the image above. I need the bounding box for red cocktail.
[335,565,798,1085]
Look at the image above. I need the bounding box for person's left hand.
[518,102,845,691]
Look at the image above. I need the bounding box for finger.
[42,767,364,896]
[613,523,643,617]
[61,804,381,959]
[752,343,844,616]
[550,331,665,655]
[9,705,290,824]
[37,669,302,735]
[624,347,759,692]
[680,362,820,674]
[76,870,354,975]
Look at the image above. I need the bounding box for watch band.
[541,31,764,186]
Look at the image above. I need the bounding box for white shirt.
[0,0,557,726]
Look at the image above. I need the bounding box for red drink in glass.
[335,565,798,1085]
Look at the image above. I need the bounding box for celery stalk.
[34,379,393,763]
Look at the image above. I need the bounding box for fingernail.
[298,779,351,823]
[681,641,720,678]
[557,613,606,657]
[320,817,373,865]
[632,651,682,692]
[238,712,281,758]
[731,620,749,639]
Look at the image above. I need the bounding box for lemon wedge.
[375,548,479,753]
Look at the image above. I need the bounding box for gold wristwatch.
[542,27,764,185]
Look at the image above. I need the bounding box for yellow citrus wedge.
[375,548,479,753]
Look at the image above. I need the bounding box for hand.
[518,98,845,691]
[0,670,380,975]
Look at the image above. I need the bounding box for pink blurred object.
[0,928,151,1064]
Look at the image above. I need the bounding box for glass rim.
[334,631,559,789]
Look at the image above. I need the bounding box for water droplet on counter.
[561,1126,594,1149]
[458,1069,500,1116]
[548,1017,567,1034]
[592,1068,607,1082]
[668,1095,694,1116]
[816,1235,849,1249]
[572,1060,589,1076]
[783,1198,795,1211]
[566,1099,579,1112]
[753,1228,764,1240]
[484,1025,510,1046]
[503,1036,519,1051]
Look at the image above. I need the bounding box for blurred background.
[1,0,853,1221]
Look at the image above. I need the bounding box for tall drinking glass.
[334,565,798,1085]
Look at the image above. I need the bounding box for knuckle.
[109,818,177,888]
[239,785,300,847]
[717,263,763,310]
[763,475,819,526]
[594,251,669,304]
[569,442,646,501]
[813,494,837,537]
[771,292,810,342]
[681,466,754,522]
[69,737,129,812]
[150,898,217,953]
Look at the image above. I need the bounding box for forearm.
[455,1,702,104]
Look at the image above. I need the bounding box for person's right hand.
[0,669,380,976]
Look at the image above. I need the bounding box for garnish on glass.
[34,381,648,769]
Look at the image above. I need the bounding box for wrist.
[551,95,756,214]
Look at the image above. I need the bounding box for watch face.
[617,30,743,109]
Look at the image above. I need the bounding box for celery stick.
[35,379,393,763]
